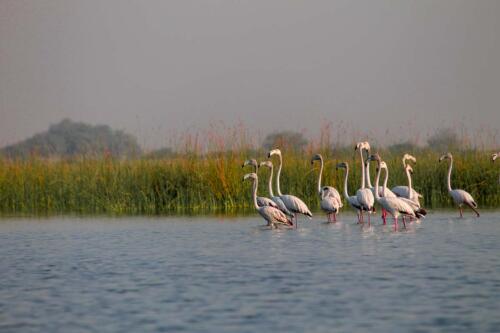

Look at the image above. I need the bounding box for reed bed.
[0,149,498,215]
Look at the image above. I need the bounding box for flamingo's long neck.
[276,154,283,196]
[446,158,453,192]
[406,167,414,199]
[365,160,373,189]
[267,165,275,197]
[252,179,259,210]
[383,165,389,197]
[374,164,382,201]
[359,148,366,189]
[317,157,324,198]
[343,166,350,198]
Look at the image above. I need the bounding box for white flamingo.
[371,155,427,221]
[242,159,279,209]
[391,154,423,203]
[268,149,313,227]
[311,154,342,222]
[354,142,375,224]
[258,160,294,217]
[370,157,418,230]
[243,173,293,229]
[439,153,480,217]
[336,162,363,221]
[362,143,396,224]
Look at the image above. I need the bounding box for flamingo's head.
[259,161,273,169]
[492,153,499,162]
[375,161,387,173]
[242,159,258,168]
[336,162,348,170]
[439,153,452,162]
[355,141,370,149]
[243,173,257,182]
[268,149,281,158]
[311,153,323,165]
[367,153,382,163]
[403,153,417,165]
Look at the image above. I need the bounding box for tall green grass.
[0,149,498,215]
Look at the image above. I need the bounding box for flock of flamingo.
[242,142,499,230]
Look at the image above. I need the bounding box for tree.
[427,128,459,152]
[262,131,308,152]
[387,141,418,154]
[0,119,142,158]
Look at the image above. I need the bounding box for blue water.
[1,212,499,333]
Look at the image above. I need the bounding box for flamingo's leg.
[459,206,463,218]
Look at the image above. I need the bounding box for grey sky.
[1,0,499,149]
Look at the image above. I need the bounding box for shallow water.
[1,212,499,333]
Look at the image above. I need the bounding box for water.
[1,212,499,333]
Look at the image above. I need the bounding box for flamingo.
[362,142,395,224]
[373,157,427,221]
[391,154,423,203]
[493,152,500,184]
[439,153,480,217]
[336,162,363,221]
[311,154,342,222]
[243,173,293,229]
[268,149,313,227]
[242,159,279,209]
[257,160,294,217]
[369,156,418,230]
[354,142,375,224]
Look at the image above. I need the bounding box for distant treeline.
[0,149,498,215]
[1,119,495,160]
[0,119,142,159]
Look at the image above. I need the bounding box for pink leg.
[368,213,371,226]
[334,213,337,222]
[402,217,407,229]
[459,207,463,218]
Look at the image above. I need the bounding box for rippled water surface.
[1,212,500,333]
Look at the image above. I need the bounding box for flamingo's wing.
[356,188,375,211]
[392,186,423,201]
[386,197,416,217]
[391,186,410,198]
[347,196,362,210]
[259,206,293,226]
[398,197,421,210]
[257,196,278,209]
[271,196,293,216]
[452,189,477,207]
[280,194,313,217]
[322,186,343,207]
[320,196,340,213]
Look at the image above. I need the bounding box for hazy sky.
[1,0,499,149]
